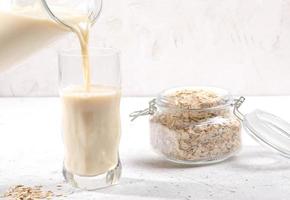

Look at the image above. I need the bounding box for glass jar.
[149,87,241,164]
[131,86,290,165]
[148,87,241,164]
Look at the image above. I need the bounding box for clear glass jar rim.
[156,86,234,111]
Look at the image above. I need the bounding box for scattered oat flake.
[2,185,55,200]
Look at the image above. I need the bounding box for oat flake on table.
[2,185,58,200]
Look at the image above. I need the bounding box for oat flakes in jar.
[131,87,242,164]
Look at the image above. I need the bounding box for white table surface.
[1,96,290,200]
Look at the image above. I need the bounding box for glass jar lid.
[230,95,290,158]
[242,109,290,158]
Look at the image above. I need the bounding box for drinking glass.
[58,48,121,190]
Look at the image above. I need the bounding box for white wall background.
[1,0,290,96]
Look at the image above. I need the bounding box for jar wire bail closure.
[130,99,157,121]
[233,96,246,121]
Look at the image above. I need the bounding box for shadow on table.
[128,147,290,172]
[0,178,214,200]
[228,147,290,172]
[129,155,237,170]
[93,177,214,199]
